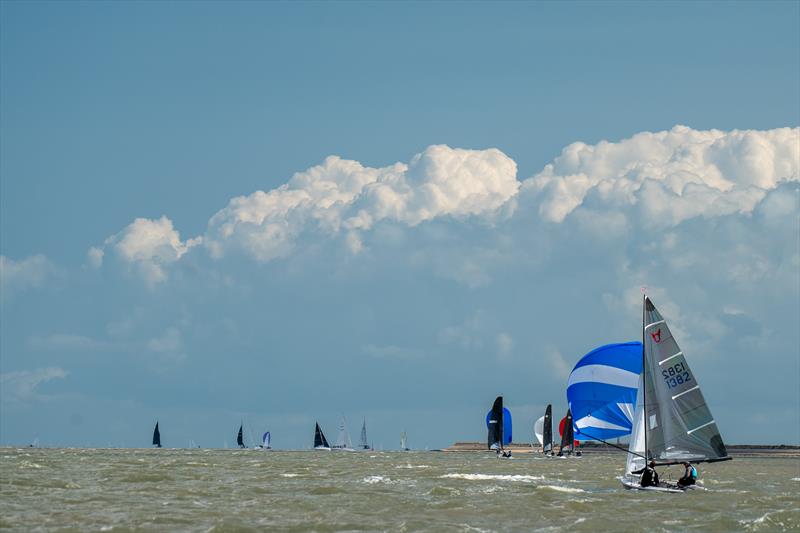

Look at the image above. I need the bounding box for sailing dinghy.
[358,418,372,450]
[332,415,355,451]
[620,296,730,492]
[400,431,410,451]
[237,424,247,448]
[557,409,577,457]
[488,396,511,458]
[256,431,271,450]
[534,404,554,455]
[152,422,162,448]
[314,422,331,450]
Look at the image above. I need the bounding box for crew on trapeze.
[632,460,660,487]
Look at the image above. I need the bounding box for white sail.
[534,416,545,446]
[625,372,647,476]
[333,415,353,450]
[400,432,408,450]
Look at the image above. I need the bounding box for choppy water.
[1,448,798,532]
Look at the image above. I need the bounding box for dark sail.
[314,422,330,448]
[237,424,245,448]
[488,396,504,450]
[543,404,553,454]
[152,422,161,448]
[560,409,574,454]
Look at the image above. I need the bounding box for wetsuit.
[677,465,697,487]
[632,465,659,487]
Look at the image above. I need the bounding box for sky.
[1,1,798,449]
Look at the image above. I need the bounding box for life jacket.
[690,466,697,479]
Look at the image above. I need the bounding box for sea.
[1,448,798,532]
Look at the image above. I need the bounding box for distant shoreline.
[441,442,800,457]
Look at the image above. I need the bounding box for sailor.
[632,460,660,487]
[502,450,512,458]
[677,462,697,488]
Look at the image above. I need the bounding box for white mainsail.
[333,415,353,450]
[400,431,408,451]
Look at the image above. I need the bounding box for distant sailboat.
[152,422,162,448]
[488,396,511,458]
[358,418,372,450]
[534,404,554,455]
[256,431,271,450]
[557,409,575,456]
[332,415,355,451]
[400,431,410,451]
[237,424,246,449]
[314,422,331,450]
[620,295,731,492]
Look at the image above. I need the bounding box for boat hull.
[619,476,685,493]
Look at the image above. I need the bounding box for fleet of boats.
[144,294,729,493]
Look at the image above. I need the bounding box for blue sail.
[567,342,642,441]
[485,407,512,445]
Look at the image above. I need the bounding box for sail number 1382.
[662,362,692,389]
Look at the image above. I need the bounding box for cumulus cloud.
[93,216,200,286]
[0,254,55,297]
[93,126,798,287]
[0,367,67,403]
[204,145,519,262]
[521,125,798,227]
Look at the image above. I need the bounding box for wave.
[440,474,544,482]
[536,485,586,493]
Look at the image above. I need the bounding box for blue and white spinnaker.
[566,342,642,441]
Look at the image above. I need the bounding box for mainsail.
[314,422,330,449]
[237,424,246,448]
[152,422,161,448]
[262,431,271,449]
[400,431,409,451]
[358,418,370,450]
[567,342,641,441]
[333,416,353,450]
[543,404,553,454]
[559,409,575,454]
[626,296,729,475]
[488,396,504,450]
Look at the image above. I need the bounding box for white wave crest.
[536,485,586,493]
[440,473,544,482]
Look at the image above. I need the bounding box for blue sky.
[1,1,798,449]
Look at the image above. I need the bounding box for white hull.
[619,476,685,493]
[314,446,331,451]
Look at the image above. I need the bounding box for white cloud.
[94,126,798,288]
[204,145,519,262]
[87,246,104,269]
[94,216,200,286]
[520,125,798,226]
[0,367,67,403]
[0,254,55,297]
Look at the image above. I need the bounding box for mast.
[641,293,647,461]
